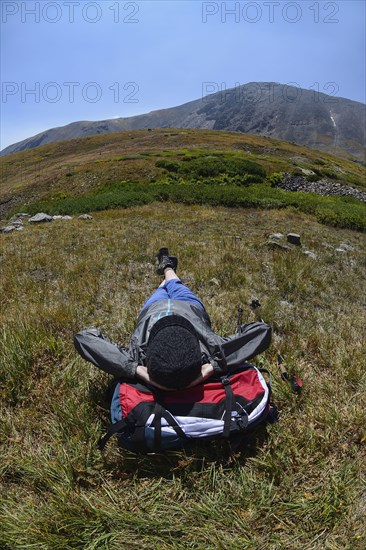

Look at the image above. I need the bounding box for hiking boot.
[156,247,178,275]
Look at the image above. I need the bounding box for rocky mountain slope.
[2,82,365,160]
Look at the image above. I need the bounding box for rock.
[15,226,24,231]
[335,248,347,253]
[338,242,354,251]
[301,169,315,175]
[52,215,63,220]
[273,172,366,203]
[266,240,290,251]
[287,233,301,246]
[303,250,316,259]
[78,214,93,220]
[269,233,284,240]
[9,220,23,227]
[61,215,73,220]
[14,213,31,218]
[29,213,53,223]
[209,278,220,286]
[0,225,17,233]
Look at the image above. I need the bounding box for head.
[146,315,202,389]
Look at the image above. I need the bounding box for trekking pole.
[277,354,302,395]
[236,307,243,333]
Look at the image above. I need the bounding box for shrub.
[16,181,366,232]
[306,174,320,182]
[155,160,181,173]
[267,172,284,186]
[322,169,338,180]
[179,155,266,180]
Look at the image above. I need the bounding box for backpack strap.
[160,409,187,440]
[221,375,235,438]
[152,403,163,450]
[98,418,128,451]
[151,403,188,452]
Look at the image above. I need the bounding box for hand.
[186,363,214,388]
[135,363,214,391]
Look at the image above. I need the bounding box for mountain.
[2,82,365,161]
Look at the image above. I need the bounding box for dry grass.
[1,203,365,549]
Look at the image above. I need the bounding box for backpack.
[98,364,277,454]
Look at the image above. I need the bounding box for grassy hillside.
[0,129,365,231]
[1,203,365,549]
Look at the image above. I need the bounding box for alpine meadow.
[1,129,365,549]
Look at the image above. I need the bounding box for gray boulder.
[338,242,354,252]
[29,213,53,223]
[14,213,31,218]
[269,233,284,240]
[78,214,93,220]
[287,233,301,246]
[1,225,17,233]
[267,240,290,251]
[303,250,316,259]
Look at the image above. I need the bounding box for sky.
[1,0,365,150]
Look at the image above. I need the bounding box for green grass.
[18,180,366,232]
[1,204,365,549]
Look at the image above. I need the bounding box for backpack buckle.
[221,376,230,386]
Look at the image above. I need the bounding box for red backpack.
[98,364,277,454]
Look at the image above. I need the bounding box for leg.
[141,248,180,311]
[140,265,184,311]
[142,248,205,311]
[164,274,205,311]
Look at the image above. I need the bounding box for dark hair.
[146,315,202,389]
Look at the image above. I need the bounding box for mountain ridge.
[2,82,365,160]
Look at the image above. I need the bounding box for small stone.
[52,215,63,220]
[269,233,284,240]
[303,250,316,259]
[14,213,31,218]
[15,226,24,231]
[78,214,93,220]
[29,213,53,223]
[267,240,290,251]
[338,242,354,252]
[1,225,16,233]
[209,278,220,286]
[61,215,73,220]
[9,220,23,227]
[287,233,301,246]
[335,248,347,253]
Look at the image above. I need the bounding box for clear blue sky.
[1,0,365,150]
